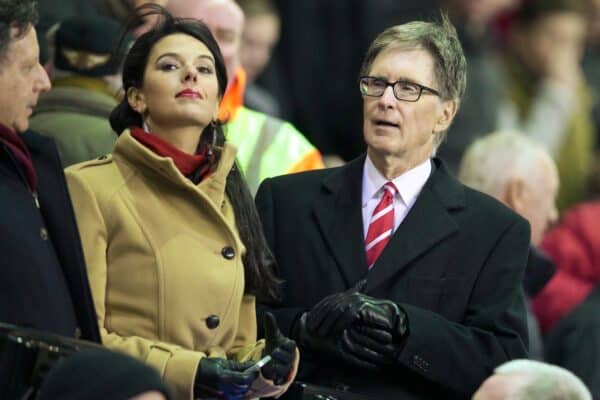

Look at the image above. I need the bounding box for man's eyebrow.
[370,75,420,84]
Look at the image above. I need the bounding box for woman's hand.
[260,312,297,385]
[194,357,258,399]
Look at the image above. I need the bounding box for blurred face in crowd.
[127,33,220,135]
[0,26,51,133]
[169,0,244,86]
[472,372,530,400]
[362,47,456,170]
[447,0,519,27]
[240,11,280,82]
[515,155,559,246]
[515,11,587,76]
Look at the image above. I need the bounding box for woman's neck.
[145,122,203,155]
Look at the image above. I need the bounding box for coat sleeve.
[396,217,530,397]
[255,179,307,337]
[65,169,203,400]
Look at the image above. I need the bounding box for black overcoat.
[256,157,530,399]
[0,131,99,342]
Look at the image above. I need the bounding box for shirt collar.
[362,155,432,207]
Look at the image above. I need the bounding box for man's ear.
[126,86,146,115]
[433,99,458,133]
[504,177,526,214]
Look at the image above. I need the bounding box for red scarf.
[130,127,212,181]
[0,123,37,191]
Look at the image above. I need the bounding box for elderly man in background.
[168,0,324,194]
[472,359,592,400]
[0,0,99,340]
[458,131,560,360]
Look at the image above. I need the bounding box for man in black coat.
[0,0,99,342]
[256,15,530,400]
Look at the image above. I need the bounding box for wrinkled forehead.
[369,45,437,82]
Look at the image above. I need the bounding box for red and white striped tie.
[365,182,397,269]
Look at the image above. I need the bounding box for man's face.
[0,26,51,133]
[240,13,280,82]
[520,156,559,246]
[362,47,456,166]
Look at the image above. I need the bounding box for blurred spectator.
[544,284,600,398]
[168,0,324,194]
[37,0,98,36]
[498,0,594,212]
[458,131,559,360]
[95,0,170,38]
[472,359,592,400]
[532,200,600,332]
[37,349,172,400]
[237,0,282,117]
[533,200,600,396]
[438,0,520,172]
[30,15,129,166]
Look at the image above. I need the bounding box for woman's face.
[130,33,220,133]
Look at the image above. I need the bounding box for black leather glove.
[341,297,409,367]
[294,311,381,371]
[194,357,258,400]
[305,280,367,337]
[261,312,297,385]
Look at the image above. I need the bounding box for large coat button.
[206,315,220,329]
[221,246,235,260]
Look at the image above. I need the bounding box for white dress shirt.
[361,156,432,239]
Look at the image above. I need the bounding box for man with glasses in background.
[255,15,530,399]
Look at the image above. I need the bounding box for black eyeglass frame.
[358,76,442,102]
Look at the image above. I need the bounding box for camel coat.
[66,130,286,399]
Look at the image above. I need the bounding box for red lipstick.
[176,88,202,99]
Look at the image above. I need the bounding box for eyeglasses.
[359,76,441,102]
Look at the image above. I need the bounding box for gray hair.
[359,13,467,150]
[495,359,592,400]
[458,131,555,199]
[0,0,38,61]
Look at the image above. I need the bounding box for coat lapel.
[365,159,465,292]
[313,156,369,287]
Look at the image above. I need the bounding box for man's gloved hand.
[194,357,258,400]
[261,312,297,385]
[342,297,409,367]
[305,280,367,337]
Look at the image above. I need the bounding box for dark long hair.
[110,4,281,302]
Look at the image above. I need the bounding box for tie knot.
[383,182,397,198]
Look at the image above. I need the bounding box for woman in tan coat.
[65,6,297,400]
